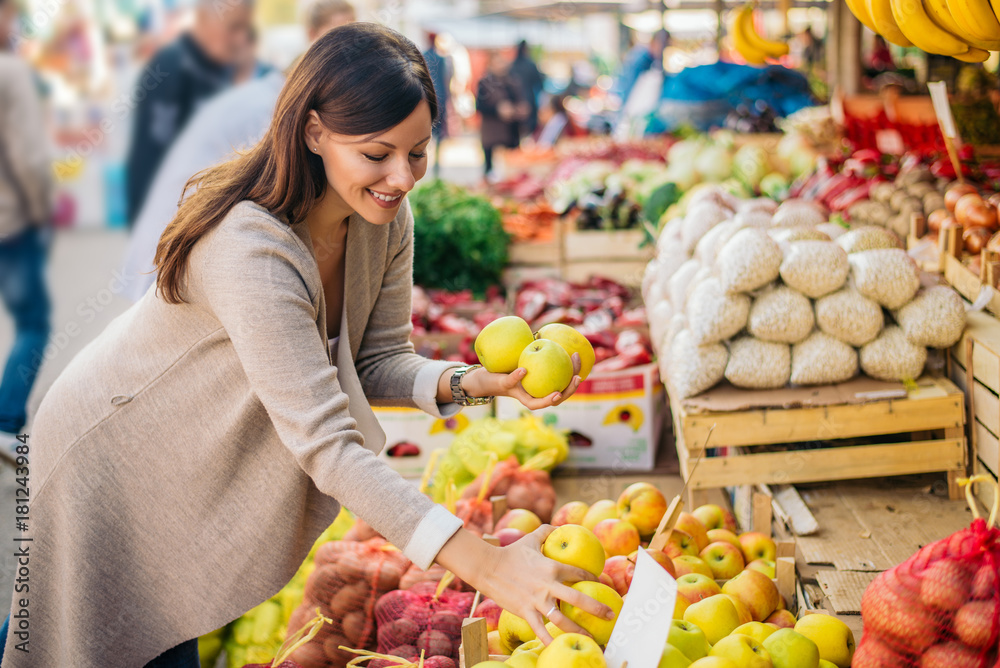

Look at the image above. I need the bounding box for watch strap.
[450,365,494,406]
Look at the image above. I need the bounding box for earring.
[313,147,318,152]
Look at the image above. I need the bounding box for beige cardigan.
[2,199,465,666]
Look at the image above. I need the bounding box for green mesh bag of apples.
[856,476,1000,667]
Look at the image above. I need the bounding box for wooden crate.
[670,376,968,503]
[949,309,1000,513]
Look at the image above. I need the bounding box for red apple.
[675,573,721,602]
[738,531,777,563]
[706,528,742,551]
[721,569,780,622]
[602,555,634,597]
[661,529,699,559]
[971,563,997,599]
[673,555,713,578]
[495,509,542,534]
[746,559,776,579]
[764,609,796,628]
[954,599,999,648]
[699,541,746,580]
[473,599,502,633]
[494,528,525,546]
[920,559,972,611]
[675,512,711,551]
[630,548,677,578]
[692,503,738,532]
[919,641,983,668]
[592,518,641,557]
[552,501,589,527]
[617,482,668,538]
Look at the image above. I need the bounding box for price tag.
[876,129,905,155]
[927,81,960,141]
[604,550,676,668]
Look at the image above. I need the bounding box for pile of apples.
[470,483,857,668]
[474,316,597,397]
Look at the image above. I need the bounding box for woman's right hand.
[435,526,615,645]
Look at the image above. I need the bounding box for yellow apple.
[689,659,738,668]
[474,316,535,373]
[738,531,777,563]
[794,614,855,668]
[507,652,539,668]
[683,595,742,645]
[544,621,564,639]
[592,518,641,557]
[733,621,777,645]
[676,573,722,603]
[499,609,535,653]
[542,524,606,578]
[699,541,746,579]
[674,593,692,620]
[709,634,772,668]
[763,628,820,668]
[659,644,693,668]
[471,662,508,668]
[673,555,714,578]
[720,594,753,625]
[667,619,711,660]
[559,581,623,646]
[519,339,573,398]
[616,482,668,538]
[662,530,700,559]
[746,559,777,579]
[553,501,590,526]
[676,513,711,551]
[536,323,597,381]
[721,568,781,622]
[692,504,738,532]
[496,509,543,534]
[706,529,742,552]
[536,632,607,668]
[486,629,503,655]
[582,499,618,531]
[818,661,837,668]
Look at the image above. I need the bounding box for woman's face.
[308,99,432,225]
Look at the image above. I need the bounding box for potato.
[303,565,341,606]
[322,633,356,663]
[374,559,404,592]
[314,541,345,566]
[424,658,458,668]
[329,580,370,617]
[336,550,366,582]
[375,588,418,621]
[342,610,370,646]
[378,617,420,648]
[430,611,462,637]
[417,630,455,658]
[289,641,330,668]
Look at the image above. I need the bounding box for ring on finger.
[545,604,558,619]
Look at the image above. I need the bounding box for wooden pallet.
[670,376,968,504]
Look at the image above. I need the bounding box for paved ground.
[0,138,486,614]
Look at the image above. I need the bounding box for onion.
[964,226,992,254]
[946,184,978,211]
[988,192,1000,210]
[955,193,997,230]
[927,208,949,232]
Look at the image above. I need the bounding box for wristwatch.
[450,364,494,406]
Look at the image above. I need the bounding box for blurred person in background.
[613,29,668,110]
[535,93,587,147]
[508,39,544,137]
[123,0,255,229]
[121,0,355,303]
[422,32,452,178]
[476,51,527,182]
[0,0,53,455]
[234,25,275,83]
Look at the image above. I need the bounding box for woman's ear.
[304,110,324,153]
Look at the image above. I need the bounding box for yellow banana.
[740,6,791,58]
[868,0,915,45]
[891,0,970,54]
[954,46,991,60]
[846,0,881,32]
[732,8,768,65]
[924,0,1000,49]
[946,0,1000,43]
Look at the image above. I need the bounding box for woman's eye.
[410,152,427,160]
[363,153,387,163]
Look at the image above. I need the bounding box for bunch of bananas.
[731,4,790,65]
[847,0,998,60]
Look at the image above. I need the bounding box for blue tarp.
[648,61,815,133]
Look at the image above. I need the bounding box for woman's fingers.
[553,376,582,405]
[529,610,554,646]
[545,606,591,638]
[571,352,582,375]
[521,523,555,549]
[554,582,615,621]
[555,562,600,584]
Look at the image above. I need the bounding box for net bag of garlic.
[769,199,827,227]
[855,476,1000,667]
[769,226,831,245]
[669,259,702,310]
[814,287,884,346]
[747,285,814,344]
[716,228,783,293]
[778,240,850,299]
[893,285,967,349]
[790,331,858,385]
[286,537,411,668]
[668,329,729,399]
[724,337,791,389]
[859,326,928,382]
[694,221,739,267]
[836,225,902,254]
[681,200,733,254]
[849,248,921,309]
[686,277,751,344]
[373,579,475,667]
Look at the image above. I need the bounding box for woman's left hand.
[465,353,583,410]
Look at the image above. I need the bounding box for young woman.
[0,23,609,668]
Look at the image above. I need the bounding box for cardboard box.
[375,403,494,478]
[495,362,665,471]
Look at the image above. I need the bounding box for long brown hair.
[153,22,438,304]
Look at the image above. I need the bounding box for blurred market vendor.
[476,51,528,181]
[121,0,356,303]
[123,0,254,229]
[0,23,608,668]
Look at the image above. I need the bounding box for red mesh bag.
[398,562,472,592]
[856,476,1000,667]
[284,538,411,668]
[373,577,476,667]
[460,453,557,524]
[244,608,334,668]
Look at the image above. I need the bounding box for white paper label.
[603,549,677,668]
[927,81,959,140]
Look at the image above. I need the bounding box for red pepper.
[815,174,856,207]
[829,182,872,212]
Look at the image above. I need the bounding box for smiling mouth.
[367,189,402,203]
